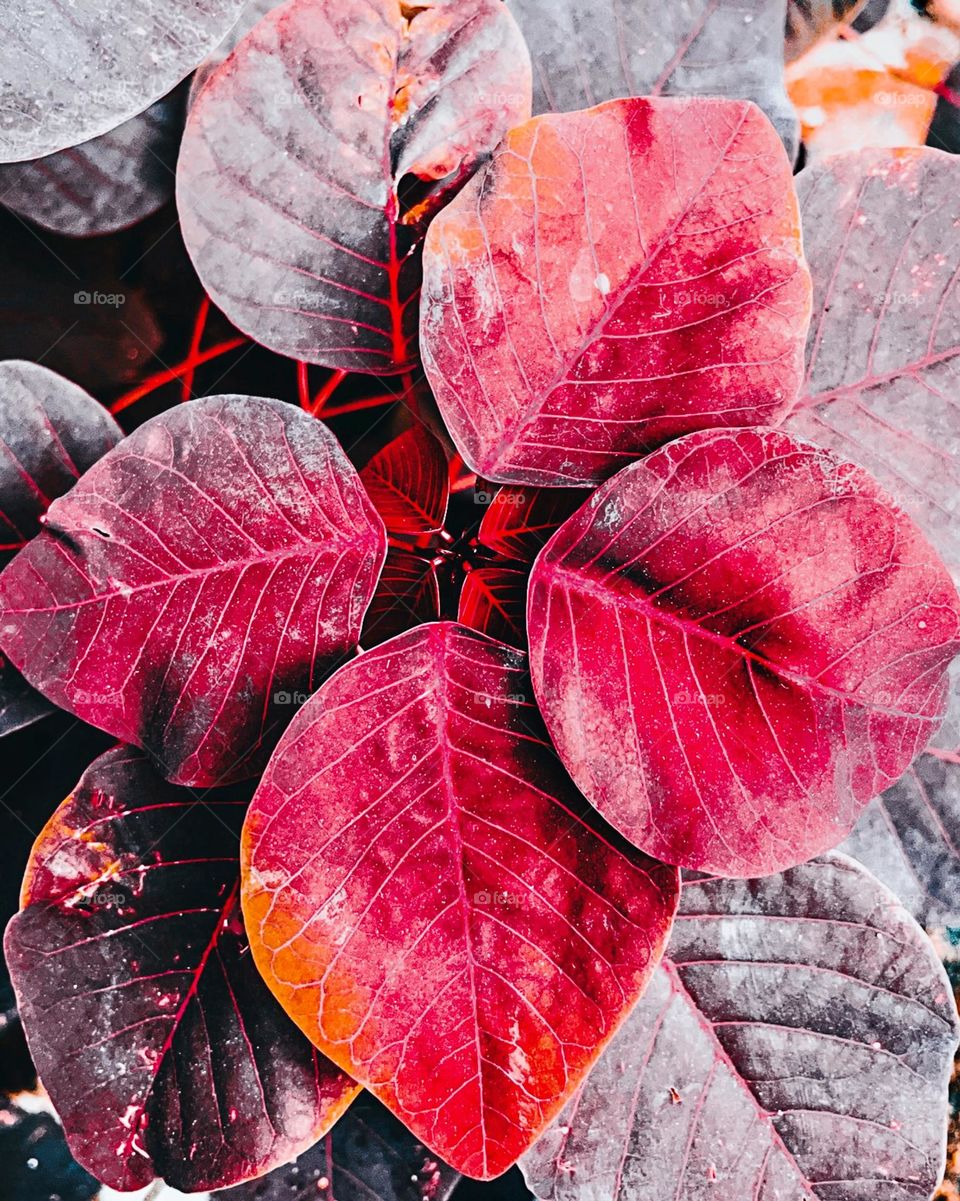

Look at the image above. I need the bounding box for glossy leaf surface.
[216,1092,460,1201]
[522,855,959,1201]
[478,487,591,563]
[508,0,797,152]
[242,622,680,1179]
[0,94,184,238]
[178,0,531,373]
[421,97,811,486]
[361,547,441,648]
[360,425,449,536]
[458,565,528,648]
[0,396,386,786]
[0,0,245,162]
[527,427,960,876]
[4,747,358,1192]
[786,148,960,583]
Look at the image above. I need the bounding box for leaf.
[458,565,528,648]
[190,0,281,102]
[4,746,359,1192]
[478,487,591,563]
[361,548,441,648]
[841,741,960,926]
[0,395,387,786]
[0,360,122,564]
[360,425,449,537]
[521,854,959,1201]
[177,0,532,373]
[785,148,960,585]
[527,426,960,877]
[507,0,797,154]
[786,0,870,61]
[0,656,55,738]
[0,0,246,162]
[0,360,122,737]
[420,97,811,487]
[0,92,185,238]
[241,621,680,1180]
[215,1092,461,1201]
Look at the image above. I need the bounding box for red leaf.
[458,565,528,647]
[0,360,122,564]
[420,97,811,486]
[527,427,960,877]
[478,486,591,562]
[215,1093,461,1201]
[177,0,531,373]
[509,0,796,153]
[0,93,183,237]
[360,425,449,536]
[786,148,960,585]
[361,547,441,648]
[4,746,358,1192]
[522,855,959,1201]
[241,622,679,1180]
[0,0,245,161]
[0,396,386,786]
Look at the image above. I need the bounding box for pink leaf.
[4,746,358,1192]
[0,396,386,786]
[527,427,960,877]
[177,0,531,373]
[241,621,680,1179]
[420,97,811,486]
[522,855,959,1201]
[786,148,960,585]
[360,425,449,536]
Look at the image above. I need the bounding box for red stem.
[180,296,211,402]
[109,337,247,415]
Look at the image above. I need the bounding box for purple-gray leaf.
[521,855,959,1201]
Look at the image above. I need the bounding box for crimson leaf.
[361,547,441,648]
[0,0,246,162]
[241,621,680,1179]
[477,487,591,563]
[522,855,959,1200]
[527,427,960,877]
[177,0,531,373]
[0,395,386,786]
[421,97,811,486]
[4,746,359,1192]
[458,565,528,648]
[360,425,449,537]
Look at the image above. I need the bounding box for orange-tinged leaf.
[241,622,679,1179]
